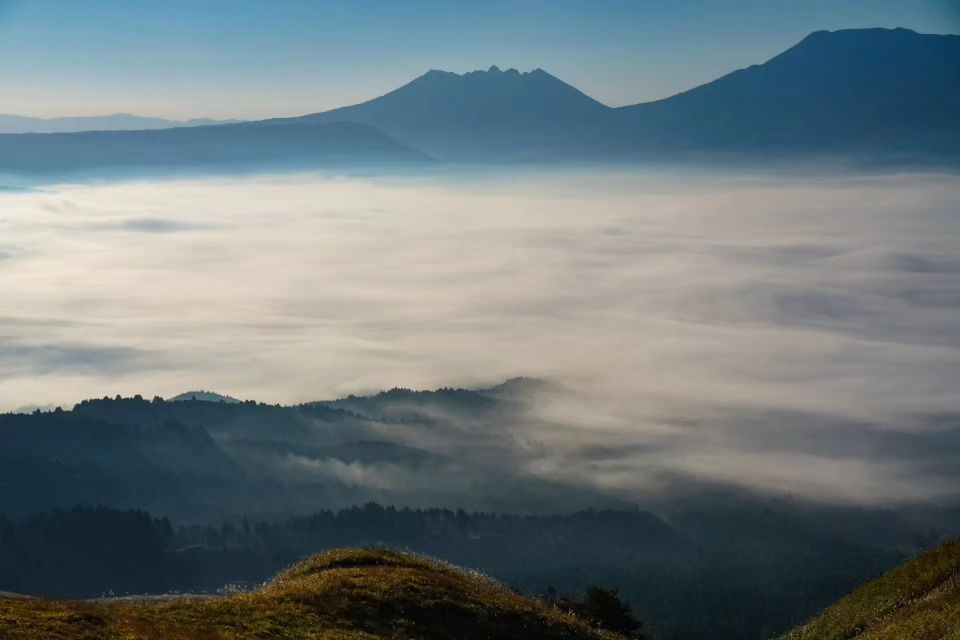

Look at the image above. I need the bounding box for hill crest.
[0,548,620,640]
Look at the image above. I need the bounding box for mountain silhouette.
[0,28,955,175]
[612,27,960,159]
[273,27,959,162]
[0,113,241,134]
[0,121,427,177]
[268,65,610,159]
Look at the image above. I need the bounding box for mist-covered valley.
[3,167,960,640]
[2,169,959,509]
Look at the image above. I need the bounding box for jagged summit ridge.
[420,65,549,78]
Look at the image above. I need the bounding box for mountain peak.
[760,26,960,78]
[418,66,550,81]
[806,26,919,38]
[615,26,960,160]
[291,64,609,159]
[359,65,609,118]
[788,25,947,54]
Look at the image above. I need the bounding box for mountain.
[613,28,960,161]
[267,65,611,159]
[0,113,240,134]
[0,121,426,178]
[0,28,954,175]
[271,28,959,163]
[0,121,427,174]
[0,548,618,640]
[782,538,960,640]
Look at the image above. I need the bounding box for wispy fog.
[2,169,958,504]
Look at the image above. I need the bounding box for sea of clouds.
[1,168,958,504]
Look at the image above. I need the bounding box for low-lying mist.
[2,168,959,505]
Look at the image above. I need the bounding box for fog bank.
[2,169,958,503]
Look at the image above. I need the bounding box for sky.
[0,0,957,120]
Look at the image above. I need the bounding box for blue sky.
[0,0,956,119]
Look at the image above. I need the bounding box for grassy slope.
[782,539,960,640]
[0,548,617,640]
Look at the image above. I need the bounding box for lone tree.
[546,585,649,638]
[580,586,645,637]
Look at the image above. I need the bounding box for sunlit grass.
[0,548,617,640]
[783,539,960,640]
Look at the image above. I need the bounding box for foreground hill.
[782,539,960,640]
[0,548,617,640]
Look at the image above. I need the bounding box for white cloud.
[2,169,958,504]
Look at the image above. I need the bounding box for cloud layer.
[2,169,958,503]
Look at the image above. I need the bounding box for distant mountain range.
[0,122,426,175]
[279,27,958,162]
[0,113,240,134]
[0,28,956,176]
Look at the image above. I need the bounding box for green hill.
[0,548,619,640]
[782,539,960,640]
